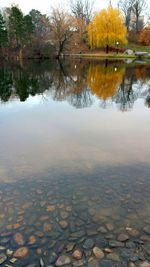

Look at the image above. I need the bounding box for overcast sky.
[0,0,118,14]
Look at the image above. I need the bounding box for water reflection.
[0,60,150,111]
[87,63,125,101]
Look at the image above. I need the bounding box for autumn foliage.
[88,6,127,53]
[139,24,150,45]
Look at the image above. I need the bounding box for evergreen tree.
[8,6,24,48]
[0,12,8,48]
[23,14,35,44]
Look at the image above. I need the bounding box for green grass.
[79,53,136,59]
[127,43,150,53]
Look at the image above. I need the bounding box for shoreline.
[65,53,150,60]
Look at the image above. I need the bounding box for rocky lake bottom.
[0,166,150,267]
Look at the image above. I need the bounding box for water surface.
[0,60,149,266]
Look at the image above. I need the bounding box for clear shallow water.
[0,60,150,267]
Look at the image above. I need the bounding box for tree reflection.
[115,74,135,111]
[0,60,150,111]
[0,68,13,102]
[135,65,148,83]
[49,61,93,108]
[87,63,125,101]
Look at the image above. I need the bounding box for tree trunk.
[56,36,67,59]
[106,45,109,54]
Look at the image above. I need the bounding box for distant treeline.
[0,0,150,60]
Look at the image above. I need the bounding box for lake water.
[0,59,150,267]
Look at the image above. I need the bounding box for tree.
[8,6,24,48]
[0,12,8,49]
[132,0,146,32]
[118,0,134,31]
[29,9,51,57]
[88,6,127,53]
[50,8,75,58]
[139,24,150,45]
[23,14,35,45]
[70,0,94,24]
[70,0,94,51]
[118,0,146,32]
[29,9,50,39]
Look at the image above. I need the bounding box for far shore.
[65,53,150,60]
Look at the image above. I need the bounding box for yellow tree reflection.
[87,63,125,100]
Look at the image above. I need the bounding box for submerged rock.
[0,253,7,264]
[72,249,83,260]
[101,259,115,267]
[28,235,36,245]
[6,249,13,256]
[71,231,85,238]
[107,253,120,262]
[14,247,29,258]
[126,227,140,237]
[140,262,150,267]
[43,223,52,232]
[140,235,150,242]
[126,241,136,249]
[128,262,136,267]
[66,242,75,252]
[60,211,69,219]
[49,252,58,264]
[88,257,99,267]
[73,259,86,266]
[98,226,108,234]
[9,258,18,263]
[104,248,113,253]
[143,226,150,235]
[106,223,114,231]
[93,247,104,259]
[0,246,5,251]
[59,220,68,229]
[14,232,24,245]
[109,240,124,248]
[55,255,71,266]
[117,233,129,242]
[46,205,55,212]
[83,239,95,249]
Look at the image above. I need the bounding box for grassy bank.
[68,43,150,60]
[127,43,150,53]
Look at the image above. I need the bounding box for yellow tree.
[88,6,127,53]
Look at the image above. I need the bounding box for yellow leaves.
[88,6,127,49]
[87,63,125,100]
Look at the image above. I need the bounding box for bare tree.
[50,8,75,58]
[118,0,146,32]
[70,0,94,24]
[132,0,146,32]
[118,0,134,31]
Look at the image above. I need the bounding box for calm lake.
[0,59,150,267]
